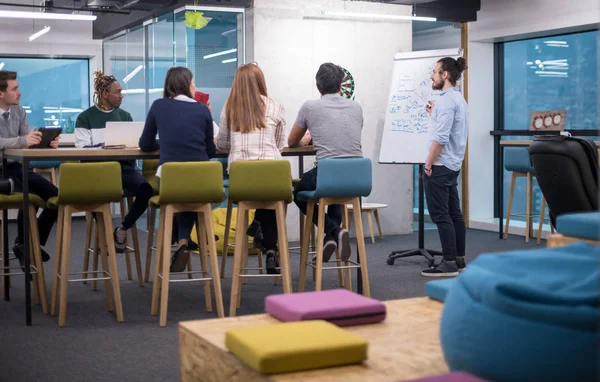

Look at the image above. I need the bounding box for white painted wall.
[467,0,600,233]
[250,0,414,241]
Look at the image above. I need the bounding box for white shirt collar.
[173,94,196,103]
[95,105,114,113]
[0,106,9,115]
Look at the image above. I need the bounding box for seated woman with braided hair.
[74,70,154,253]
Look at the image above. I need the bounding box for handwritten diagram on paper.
[379,48,462,164]
[388,66,438,135]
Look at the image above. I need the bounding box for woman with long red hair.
[216,63,286,274]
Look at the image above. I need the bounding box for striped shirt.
[216,96,286,172]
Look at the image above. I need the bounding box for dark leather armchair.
[528,135,598,227]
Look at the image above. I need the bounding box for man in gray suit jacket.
[0,70,59,265]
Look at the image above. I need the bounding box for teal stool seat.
[504,147,535,173]
[296,158,373,297]
[30,160,61,169]
[556,212,600,240]
[296,158,372,201]
[440,243,600,382]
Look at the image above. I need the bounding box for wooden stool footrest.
[1,265,39,275]
[158,271,213,283]
[307,259,361,271]
[59,270,112,283]
[238,267,282,279]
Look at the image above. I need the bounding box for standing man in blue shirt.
[421,57,468,277]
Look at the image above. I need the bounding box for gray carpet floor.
[0,219,541,381]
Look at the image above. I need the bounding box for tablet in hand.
[30,127,62,149]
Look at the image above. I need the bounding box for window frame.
[491,29,599,218]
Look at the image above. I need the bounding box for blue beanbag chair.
[440,243,600,382]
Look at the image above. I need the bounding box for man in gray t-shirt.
[288,62,363,264]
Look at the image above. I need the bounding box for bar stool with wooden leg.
[49,162,124,327]
[150,162,225,327]
[297,158,372,297]
[228,160,293,317]
[81,191,144,288]
[142,159,161,283]
[503,147,549,243]
[30,161,60,186]
[0,193,48,314]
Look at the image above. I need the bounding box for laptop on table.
[104,122,145,149]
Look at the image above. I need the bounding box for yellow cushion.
[225,320,368,374]
[191,207,258,256]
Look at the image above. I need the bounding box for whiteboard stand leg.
[386,164,442,267]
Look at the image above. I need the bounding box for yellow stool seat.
[225,320,368,374]
[0,193,46,209]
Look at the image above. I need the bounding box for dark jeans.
[5,162,58,247]
[293,167,342,236]
[121,164,154,230]
[176,212,196,242]
[254,209,278,251]
[423,165,466,262]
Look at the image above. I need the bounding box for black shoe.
[170,245,190,273]
[188,240,199,251]
[113,228,126,253]
[456,256,466,272]
[12,243,46,280]
[318,235,337,263]
[333,227,351,262]
[246,219,261,237]
[252,226,265,253]
[421,260,459,278]
[265,251,280,274]
[12,242,50,263]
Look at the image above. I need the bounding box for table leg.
[2,156,8,301]
[298,155,304,245]
[496,137,503,239]
[356,197,363,295]
[22,159,32,326]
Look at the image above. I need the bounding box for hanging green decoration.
[185,11,209,29]
[185,1,210,30]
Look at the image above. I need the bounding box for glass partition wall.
[102,6,245,123]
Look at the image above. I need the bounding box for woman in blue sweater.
[139,66,216,272]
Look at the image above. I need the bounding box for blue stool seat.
[440,243,600,382]
[504,147,535,173]
[30,160,61,169]
[296,158,372,201]
[556,212,600,240]
[296,157,373,296]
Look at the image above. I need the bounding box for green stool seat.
[149,161,225,327]
[229,160,293,203]
[53,162,123,206]
[0,193,46,209]
[50,162,124,327]
[226,160,293,317]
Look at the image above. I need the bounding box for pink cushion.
[265,289,386,327]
